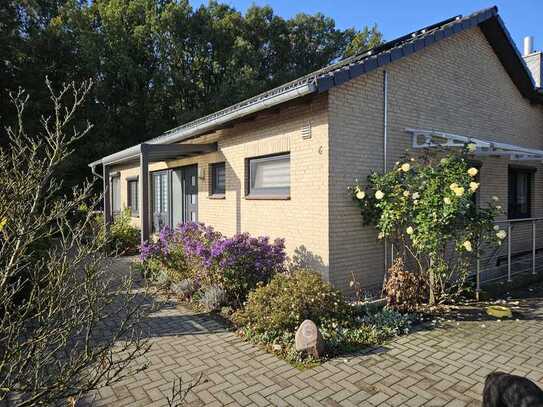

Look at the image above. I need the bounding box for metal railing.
[475,217,543,299]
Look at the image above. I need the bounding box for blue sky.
[189,1,542,54]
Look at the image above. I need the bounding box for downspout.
[383,70,390,289]
[90,163,103,179]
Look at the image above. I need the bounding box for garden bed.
[135,222,416,368]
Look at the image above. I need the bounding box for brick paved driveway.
[91,258,543,406]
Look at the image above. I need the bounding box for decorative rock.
[295,319,325,358]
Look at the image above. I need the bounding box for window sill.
[245,195,290,200]
[208,194,225,200]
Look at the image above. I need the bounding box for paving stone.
[90,258,543,406]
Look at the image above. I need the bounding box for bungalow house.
[89,6,543,293]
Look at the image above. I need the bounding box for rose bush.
[350,148,505,305]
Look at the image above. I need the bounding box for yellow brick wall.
[328,27,543,292]
[111,95,331,278]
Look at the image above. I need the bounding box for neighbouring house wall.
[110,95,331,279]
[328,27,543,292]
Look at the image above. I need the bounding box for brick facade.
[110,26,543,292]
[328,27,543,291]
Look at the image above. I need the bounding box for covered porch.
[91,142,217,246]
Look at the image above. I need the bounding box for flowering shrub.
[211,234,287,304]
[139,222,286,306]
[350,149,505,304]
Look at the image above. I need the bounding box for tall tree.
[0,0,383,190]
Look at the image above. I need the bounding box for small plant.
[171,279,196,300]
[109,208,140,254]
[198,285,226,311]
[232,269,351,337]
[383,258,428,312]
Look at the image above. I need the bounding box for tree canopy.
[1,0,382,187]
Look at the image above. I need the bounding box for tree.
[350,149,506,305]
[0,80,149,406]
[0,0,383,193]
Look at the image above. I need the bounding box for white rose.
[375,190,385,200]
[356,191,365,200]
[496,230,507,240]
[463,241,473,252]
[493,225,500,231]
[492,196,499,202]
[443,197,451,205]
[467,143,477,152]
[469,182,479,192]
[467,167,478,177]
[406,226,414,235]
[401,163,410,172]
[412,192,420,200]
[403,191,410,197]
[453,187,465,197]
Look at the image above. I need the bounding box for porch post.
[103,164,111,233]
[140,144,150,246]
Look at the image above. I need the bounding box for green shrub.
[109,209,140,254]
[232,269,351,337]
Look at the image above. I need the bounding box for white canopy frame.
[405,128,543,162]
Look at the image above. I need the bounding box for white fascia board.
[89,82,316,168]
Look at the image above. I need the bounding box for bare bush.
[0,79,150,406]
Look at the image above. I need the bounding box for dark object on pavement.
[483,372,543,407]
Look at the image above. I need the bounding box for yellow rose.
[449,183,459,191]
[401,163,410,172]
[453,187,465,197]
[467,143,477,153]
[469,182,479,192]
[406,226,414,235]
[375,190,385,200]
[443,197,451,204]
[356,191,365,200]
[467,167,478,177]
[463,240,472,252]
[403,191,410,197]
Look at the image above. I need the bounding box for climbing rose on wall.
[349,149,505,305]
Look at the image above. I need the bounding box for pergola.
[406,128,543,161]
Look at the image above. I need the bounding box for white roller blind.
[249,154,290,195]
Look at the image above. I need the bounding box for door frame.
[151,164,198,232]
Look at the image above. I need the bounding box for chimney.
[522,36,542,87]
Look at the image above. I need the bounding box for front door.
[182,165,198,223]
[171,165,198,228]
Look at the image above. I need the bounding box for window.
[210,162,225,196]
[152,171,170,232]
[508,167,533,219]
[127,178,138,216]
[247,153,290,198]
[110,175,121,214]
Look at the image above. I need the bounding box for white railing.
[475,217,543,298]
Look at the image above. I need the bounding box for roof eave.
[89,81,317,167]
